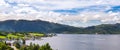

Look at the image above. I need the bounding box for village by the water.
[0,32,56,50]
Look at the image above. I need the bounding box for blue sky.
[0,0,120,27]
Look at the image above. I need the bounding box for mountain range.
[0,20,120,34]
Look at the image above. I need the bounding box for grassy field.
[0,36,6,39]
[7,34,20,39]
[0,32,45,40]
[30,33,44,37]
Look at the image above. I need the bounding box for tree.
[14,42,21,49]
[0,42,14,50]
[40,43,52,50]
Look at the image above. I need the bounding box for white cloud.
[0,0,120,27]
[0,0,6,6]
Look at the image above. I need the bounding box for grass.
[0,36,6,39]
[30,33,44,37]
[7,34,19,38]
[0,32,45,40]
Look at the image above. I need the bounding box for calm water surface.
[26,34,120,50]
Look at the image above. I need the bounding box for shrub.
[0,42,14,50]
[14,42,21,49]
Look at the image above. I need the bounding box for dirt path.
[11,46,18,50]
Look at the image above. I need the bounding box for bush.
[20,45,28,50]
[40,43,52,50]
[19,43,52,50]
[0,42,14,50]
[14,42,21,49]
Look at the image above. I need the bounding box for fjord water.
[26,34,120,50]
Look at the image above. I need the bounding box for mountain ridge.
[0,20,81,33]
[0,20,120,34]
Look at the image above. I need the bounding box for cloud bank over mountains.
[0,0,120,27]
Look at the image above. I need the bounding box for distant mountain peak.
[0,20,120,34]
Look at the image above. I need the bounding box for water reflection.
[26,34,120,50]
